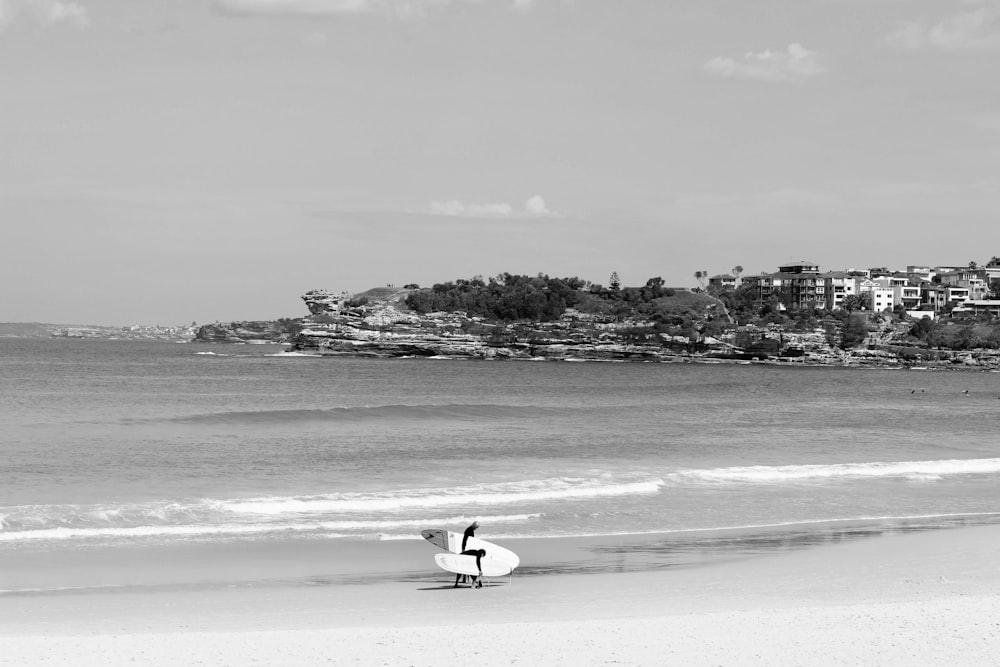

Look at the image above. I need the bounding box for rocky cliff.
[285,287,724,360]
[198,288,1000,368]
[194,320,300,344]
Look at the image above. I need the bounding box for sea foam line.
[221,478,664,515]
[672,457,1000,484]
[0,513,541,543]
[0,512,539,540]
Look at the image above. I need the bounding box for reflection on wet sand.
[518,514,1000,577]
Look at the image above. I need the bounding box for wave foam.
[221,478,664,515]
[673,458,1000,484]
[0,511,540,543]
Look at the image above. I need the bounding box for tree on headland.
[732,265,743,285]
[840,313,869,348]
[840,293,871,313]
[609,271,621,290]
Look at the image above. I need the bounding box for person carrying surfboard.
[454,548,486,589]
[461,521,479,551]
[455,521,481,585]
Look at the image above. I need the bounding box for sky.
[1,0,998,325]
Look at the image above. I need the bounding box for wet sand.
[2,524,999,665]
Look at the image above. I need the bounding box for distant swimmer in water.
[454,548,486,589]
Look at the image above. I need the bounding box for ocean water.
[2,338,999,589]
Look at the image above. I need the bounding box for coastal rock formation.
[194,321,299,344]
[289,290,721,360]
[196,287,1000,369]
[301,289,351,316]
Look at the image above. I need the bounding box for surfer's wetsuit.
[456,522,480,585]
[454,548,486,588]
[461,522,479,551]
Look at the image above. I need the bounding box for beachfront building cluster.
[712,256,1000,318]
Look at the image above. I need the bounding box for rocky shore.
[194,320,299,344]
[192,288,1000,370]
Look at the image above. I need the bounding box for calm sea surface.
[2,337,999,586]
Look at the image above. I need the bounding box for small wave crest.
[0,502,540,543]
[221,477,665,516]
[671,457,1000,484]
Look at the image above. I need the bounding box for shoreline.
[2,523,999,664]
[5,512,1000,597]
[9,336,1000,371]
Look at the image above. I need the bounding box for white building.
[859,279,895,312]
[822,272,856,310]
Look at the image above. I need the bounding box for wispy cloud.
[703,43,826,84]
[212,0,552,20]
[213,0,379,17]
[0,0,89,30]
[886,7,1000,51]
[429,195,561,218]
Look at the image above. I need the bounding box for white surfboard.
[434,552,515,578]
[421,529,520,570]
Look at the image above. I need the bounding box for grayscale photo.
[2,0,999,664]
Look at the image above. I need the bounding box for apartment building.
[858,279,895,312]
[821,271,856,310]
[920,283,970,311]
[937,269,990,300]
[739,257,997,314]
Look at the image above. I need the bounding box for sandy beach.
[3,523,999,666]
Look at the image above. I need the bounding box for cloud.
[213,0,378,17]
[429,195,560,218]
[704,43,826,84]
[524,195,558,216]
[0,0,89,29]
[212,0,553,20]
[886,7,1000,51]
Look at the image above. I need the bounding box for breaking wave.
[221,477,665,515]
[671,458,1000,484]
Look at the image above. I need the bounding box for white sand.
[3,524,999,666]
